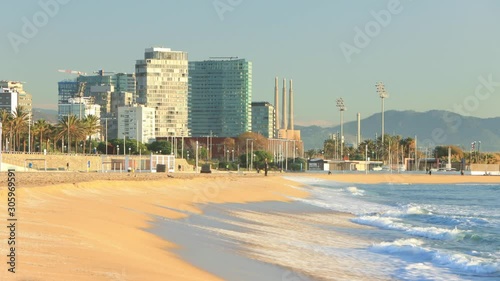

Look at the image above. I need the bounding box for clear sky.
[2,0,500,126]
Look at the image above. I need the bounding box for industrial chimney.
[357,113,361,147]
[282,78,287,131]
[289,79,294,131]
[274,77,279,136]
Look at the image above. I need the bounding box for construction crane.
[93,69,115,76]
[208,57,239,60]
[77,82,87,98]
[57,69,87,76]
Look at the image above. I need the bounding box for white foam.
[371,239,500,276]
[353,215,463,240]
[384,203,432,217]
[344,186,365,196]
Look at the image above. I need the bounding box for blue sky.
[2,0,500,126]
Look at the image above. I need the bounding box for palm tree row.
[0,106,100,153]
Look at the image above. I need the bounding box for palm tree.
[0,109,12,151]
[323,139,335,159]
[305,149,317,159]
[81,115,100,154]
[57,115,83,153]
[11,106,28,151]
[33,119,51,152]
[45,124,56,152]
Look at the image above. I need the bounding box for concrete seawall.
[1,153,193,172]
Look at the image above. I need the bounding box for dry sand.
[0,171,498,280]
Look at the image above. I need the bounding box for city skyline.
[2,0,500,126]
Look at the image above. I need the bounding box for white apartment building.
[117,105,155,143]
[135,47,189,137]
[0,81,32,114]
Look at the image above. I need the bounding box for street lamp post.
[336,98,346,160]
[246,138,253,171]
[117,145,119,155]
[231,149,234,162]
[67,114,70,156]
[250,141,254,171]
[376,82,389,145]
[123,134,126,156]
[227,150,229,162]
[478,141,481,164]
[365,144,368,174]
[129,147,131,155]
[28,113,31,153]
[195,141,199,172]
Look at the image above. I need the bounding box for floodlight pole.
[376,82,388,145]
[336,98,346,160]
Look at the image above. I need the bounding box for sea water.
[294,177,500,281]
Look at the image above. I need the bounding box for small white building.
[117,104,155,143]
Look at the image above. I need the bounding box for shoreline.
[2,170,499,189]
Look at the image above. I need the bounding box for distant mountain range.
[297,110,500,152]
[32,108,500,152]
[32,108,58,124]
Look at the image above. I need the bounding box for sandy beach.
[0,171,498,280]
[0,172,308,281]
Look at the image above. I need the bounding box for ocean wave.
[343,186,365,196]
[372,239,499,275]
[352,215,463,240]
[293,186,389,215]
[385,203,432,217]
[381,203,491,230]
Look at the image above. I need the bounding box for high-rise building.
[77,73,136,99]
[117,105,155,143]
[251,102,274,138]
[135,47,189,137]
[58,81,85,104]
[0,81,32,114]
[189,58,252,137]
[58,97,101,120]
[89,85,114,117]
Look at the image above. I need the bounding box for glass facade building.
[58,81,86,104]
[77,73,136,100]
[251,102,275,138]
[189,59,252,137]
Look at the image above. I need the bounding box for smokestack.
[357,113,361,146]
[282,78,287,131]
[274,77,279,135]
[289,79,294,131]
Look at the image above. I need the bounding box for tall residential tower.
[188,58,252,137]
[135,47,189,137]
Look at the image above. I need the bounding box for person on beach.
[66,162,69,171]
[264,158,269,176]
